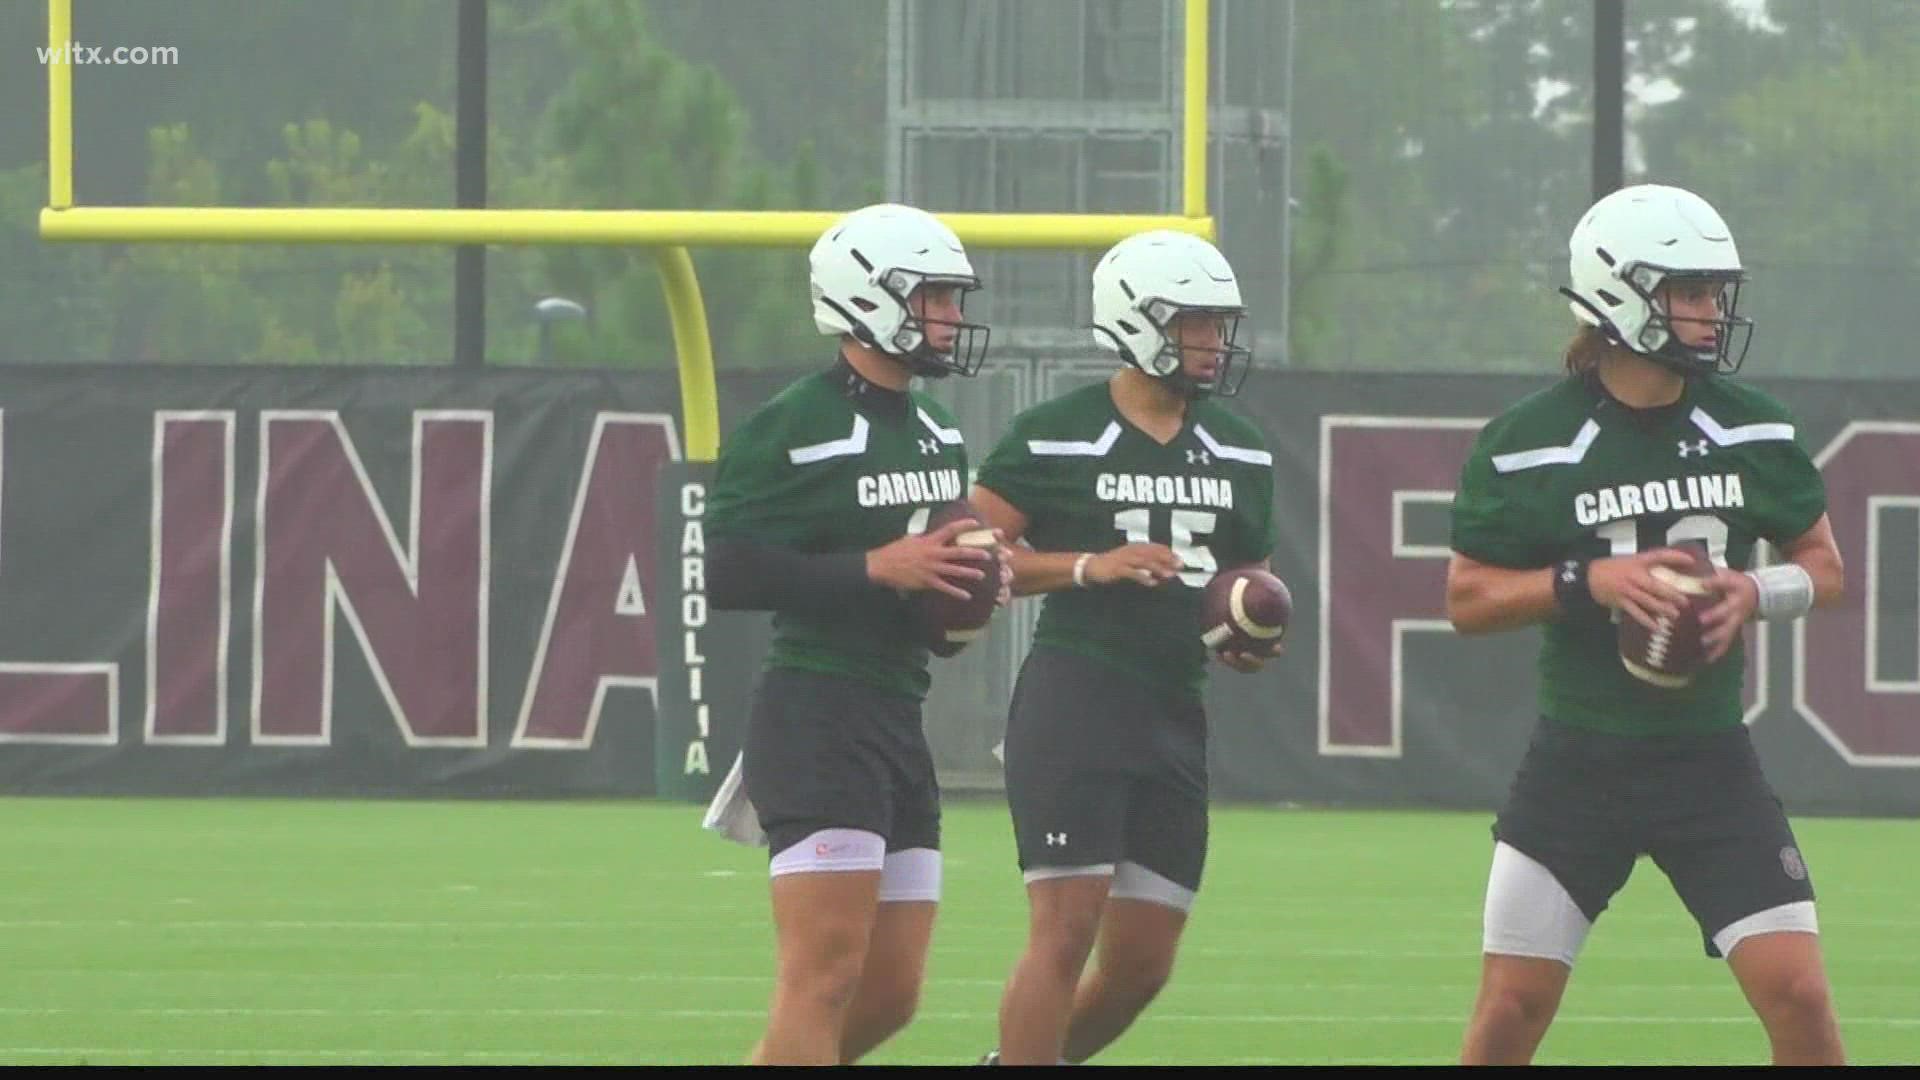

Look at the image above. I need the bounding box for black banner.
[1,363,1913,815]
[0,364,684,796]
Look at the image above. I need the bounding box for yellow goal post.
[39,0,1216,461]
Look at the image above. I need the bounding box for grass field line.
[6,1005,1914,1025]
[657,1008,1920,1027]
[11,966,1913,995]
[0,1047,619,1062]
[3,914,1907,932]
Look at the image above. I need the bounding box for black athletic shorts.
[742,667,941,858]
[1001,645,1209,892]
[1493,717,1816,957]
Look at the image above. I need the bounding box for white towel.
[701,751,767,847]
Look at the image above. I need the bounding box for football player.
[968,230,1281,1065]
[704,203,1009,1065]
[1447,184,1846,1065]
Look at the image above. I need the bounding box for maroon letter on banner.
[1320,418,1484,756]
[148,413,233,744]
[0,411,117,744]
[1799,423,1920,765]
[513,414,680,748]
[255,412,490,746]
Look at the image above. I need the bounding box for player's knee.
[862,982,922,1040]
[779,928,870,1011]
[1028,909,1103,977]
[1753,969,1835,1029]
[1478,982,1558,1032]
[1111,961,1172,1009]
[1100,942,1178,1004]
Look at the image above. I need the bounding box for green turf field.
[0,795,1911,1065]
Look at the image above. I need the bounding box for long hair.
[1563,324,1616,374]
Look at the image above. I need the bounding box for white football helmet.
[1090,230,1251,396]
[809,203,989,378]
[1563,183,1752,373]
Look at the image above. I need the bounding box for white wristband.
[1746,564,1814,620]
[1071,553,1094,589]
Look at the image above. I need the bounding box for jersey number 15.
[1114,507,1216,587]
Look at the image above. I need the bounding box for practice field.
[0,796,1912,1065]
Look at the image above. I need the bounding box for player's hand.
[1215,641,1284,674]
[867,518,992,599]
[1588,548,1697,632]
[1087,542,1181,588]
[1699,568,1758,663]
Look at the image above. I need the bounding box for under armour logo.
[1677,439,1711,458]
[1561,567,1577,583]
[1186,449,1211,466]
[918,438,940,455]
[1045,832,1068,847]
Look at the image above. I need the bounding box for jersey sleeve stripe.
[1028,420,1122,457]
[787,414,871,464]
[1689,406,1795,447]
[1490,419,1601,474]
[915,407,964,445]
[1194,423,1273,466]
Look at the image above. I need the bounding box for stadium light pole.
[1592,0,1626,199]
[455,0,488,367]
[534,296,587,365]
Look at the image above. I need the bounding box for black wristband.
[1551,557,1601,616]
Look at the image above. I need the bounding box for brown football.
[1199,566,1293,656]
[910,499,1001,658]
[1617,539,1719,688]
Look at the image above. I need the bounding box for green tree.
[509,0,816,370]
[1622,2,1920,378]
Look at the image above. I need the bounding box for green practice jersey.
[977,381,1278,702]
[706,362,970,700]
[1451,372,1826,735]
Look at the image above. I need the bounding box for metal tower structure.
[885,0,1294,360]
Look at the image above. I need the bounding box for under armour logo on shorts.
[1045,832,1068,846]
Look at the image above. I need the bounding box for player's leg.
[1061,743,1208,1063]
[1460,844,1589,1064]
[994,650,1131,1066]
[840,890,937,1062]
[1062,871,1190,1062]
[1652,728,1842,1065]
[841,725,946,1062]
[753,851,884,1064]
[742,671,900,1065]
[1463,722,1636,1065]
[999,872,1116,1064]
[1725,929,1843,1065]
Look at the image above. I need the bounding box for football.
[1200,566,1293,656]
[910,499,1001,658]
[1617,539,1719,688]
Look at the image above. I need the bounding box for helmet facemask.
[1621,265,1753,375]
[866,268,990,379]
[1133,300,1251,398]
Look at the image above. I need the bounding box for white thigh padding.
[878,847,943,903]
[768,828,886,877]
[1482,842,1592,968]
